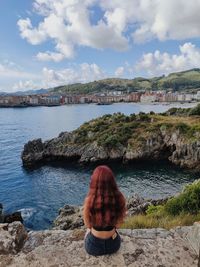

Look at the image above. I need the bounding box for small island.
[22,104,200,172]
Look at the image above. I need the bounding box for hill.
[50,68,200,94]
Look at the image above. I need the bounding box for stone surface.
[53,205,84,230]
[170,222,200,265]
[0,225,199,267]
[0,222,28,255]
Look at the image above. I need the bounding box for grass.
[121,180,200,230]
[121,212,200,230]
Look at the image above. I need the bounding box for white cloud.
[115,66,125,77]
[12,80,41,91]
[136,42,200,76]
[18,0,129,61]
[0,60,41,92]
[42,63,105,88]
[132,0,200,43]
[0,61,38,79]
[17,0,200,61]
[17,18,47,45]
[0,60,106,92]
[36,51,65,62]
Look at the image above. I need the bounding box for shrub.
[165,179,200,215]
[137,113,150,122]
[146,205,165,216]
[98,134,120,148]
[166,107,178,115]
[130,113,136,121]
[175,122,190,134]
[189,103,200,116]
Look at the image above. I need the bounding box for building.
[140,92,157,103]
[39,95,61,105]
[197,91,200,101]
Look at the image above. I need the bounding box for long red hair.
[83,165,126,228]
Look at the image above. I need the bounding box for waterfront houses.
[0,90,199,107]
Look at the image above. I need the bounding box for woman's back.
[83,165,126,256]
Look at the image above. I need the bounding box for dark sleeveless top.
[92,226,115,231]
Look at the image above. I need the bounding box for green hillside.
[50,68,200,94]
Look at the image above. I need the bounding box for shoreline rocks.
[53,205,84,230]
[0,204,23,224]
[21,122,200,173]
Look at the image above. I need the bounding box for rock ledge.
[0,222,199,267]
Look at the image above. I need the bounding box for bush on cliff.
[122,179,200,230]
[72,105,200,147]
[175,122,191,134]
[189,103,200,116]
[165,180,200,215]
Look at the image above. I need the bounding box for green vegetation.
[122,179,200,230]
[166,103,200,116]
[50,68,200,94]
[189,103,200,115]
[121,212,200,230]
[72,105,200,148]
[165,180,200,215]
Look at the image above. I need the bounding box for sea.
[0,102,198,230]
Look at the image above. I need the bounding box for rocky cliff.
[22,111,200,172]
[0,221,199,267]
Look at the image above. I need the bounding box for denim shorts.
[84,230,121,256]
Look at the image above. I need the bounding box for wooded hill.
[50,68,200,94]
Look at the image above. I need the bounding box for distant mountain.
[0,92,9,96]
[1,68,200,96]
[0,88,49,96]
[50,68,200,94]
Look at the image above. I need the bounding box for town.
[0,90,200,107]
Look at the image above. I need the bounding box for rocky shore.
[21,110,200,172]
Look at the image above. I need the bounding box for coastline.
[21,105,200,172]
[0,100,198,108]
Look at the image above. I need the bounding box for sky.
[1,0,200,92]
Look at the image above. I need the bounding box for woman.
[83,165,126,256]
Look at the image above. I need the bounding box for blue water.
[0,103,198,230]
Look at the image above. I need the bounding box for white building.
[140,94,156,103]
[197,91,200,100]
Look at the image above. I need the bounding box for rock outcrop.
[21,112,200,172]
[126,194,169,216]
[0,221,199,267]
[0,222,28,255]
[0,204,23,224]
[53,205,84,230]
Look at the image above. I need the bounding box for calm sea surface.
[0,103,198,230]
